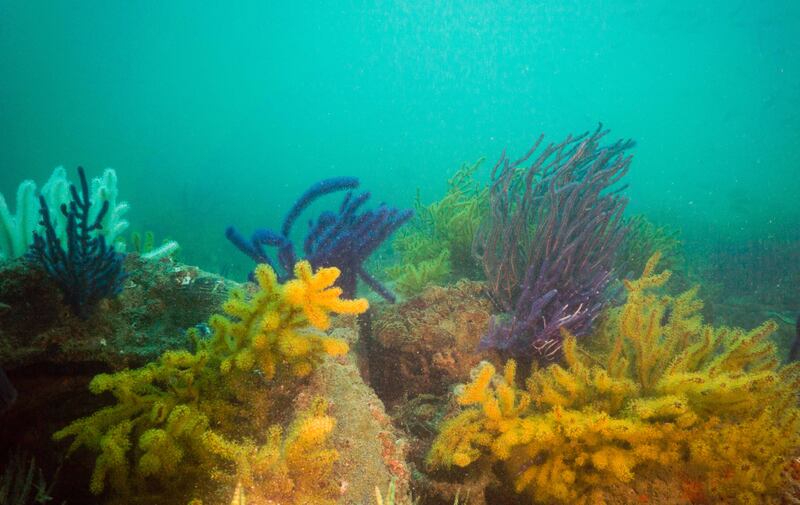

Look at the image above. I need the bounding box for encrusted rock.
[0,255,235,371]
[300,320,411,504]
[369,280,494,405]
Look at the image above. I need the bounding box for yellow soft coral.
[202,399,339,505]
[387,158,487,296]
[429,253,800,504]
[54,261,365,503]
[387,249,451,298]
[284,260,369,330]
[208,261,366,380]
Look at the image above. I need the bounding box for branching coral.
[202,398,340,505]
[29,166,127,318]
[0,179,38,262]
[53,260,368,503]
[226,177,411,302]
[388,159,487,297]
[428,253,800,504]
[475,126,633,360]
[0,166,128,261]
[387,249,451,298]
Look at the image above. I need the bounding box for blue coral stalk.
[226,177,411,302]
[29,166,127,318]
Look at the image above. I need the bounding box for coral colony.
[29,167,127,318]
[428,253,800,504]
[226,177,412,302]
[387,158,488,297]
[475,125,633,360]
[53,260,367,502]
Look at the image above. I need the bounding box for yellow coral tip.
[322,338,349,356]
[452,453,473,467]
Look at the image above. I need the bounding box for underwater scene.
[1,1,799,504]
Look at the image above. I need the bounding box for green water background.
[1,1,798,282]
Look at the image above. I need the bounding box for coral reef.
[304,344,413,505]
[0,167,129,262]
[474,125,633,360]
[428,253,800,504]
[0,254,233,371]
[226,177,412,302]
[388,159,488,297]
[1,254,406,505]
[2,135,797,505]
[52,260,368,503]
[0,255,237,500]
[28,167,127,318]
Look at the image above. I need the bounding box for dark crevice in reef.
[0,360,114,505]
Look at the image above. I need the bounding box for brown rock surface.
[301,320,412,505]
[369,280,494,405]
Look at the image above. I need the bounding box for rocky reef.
[1,133,799,505]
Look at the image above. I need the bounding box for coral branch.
[227,177,411,302]
[0,166,128,261]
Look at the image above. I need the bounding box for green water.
[1,1,798,277]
